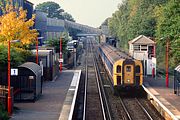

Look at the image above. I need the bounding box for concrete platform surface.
[10,70,75,120]
[144,76,180,120]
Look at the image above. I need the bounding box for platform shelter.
[11,62,42,102]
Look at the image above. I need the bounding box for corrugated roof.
[18,62,42,76]
[129,35,155,45]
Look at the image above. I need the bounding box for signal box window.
[126,66,131,72]
[117,65,121,73]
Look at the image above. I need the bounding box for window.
[126,66,131,72]
[134,45,140,51]
[141,45,147,51]
[116,65,121,73]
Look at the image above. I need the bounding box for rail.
[83,38,107,120]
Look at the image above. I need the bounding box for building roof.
[129,35,155,45]
[25,0,34,5]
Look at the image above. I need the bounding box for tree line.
[108,0,179,68]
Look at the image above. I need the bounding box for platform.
[10,70,81,120]
[143,76,180,120]
[59,70,81,120]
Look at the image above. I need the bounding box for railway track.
[119,96,154,120]
[83,38,107,120]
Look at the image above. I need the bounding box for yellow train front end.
[113,59,143,90]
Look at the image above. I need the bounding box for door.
[124,65,134,84]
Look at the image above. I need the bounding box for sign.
[11,69,18,76]
[59,59,64,63]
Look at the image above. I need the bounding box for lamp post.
[59,37,62,72]
[7,39,20,115]
[36,37,38,64]
[36,37,44,64]
[166,38,169,88]
[7,40,11,115]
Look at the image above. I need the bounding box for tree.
[0,0,38,67]
[62,12,75,22]
[35,1,75,22]
[0,0,38,46]
[45,32,70,53]
[155,0,180,67]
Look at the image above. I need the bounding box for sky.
[28,0,122,27]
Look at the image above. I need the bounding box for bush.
[0,103,8,120]
[0,45,32,68]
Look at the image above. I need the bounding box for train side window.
[116,65,121,73]
[126,66,131,72]
[136,66,140,73]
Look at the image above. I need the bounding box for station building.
[35,11,65,45]
[0,0,33,20]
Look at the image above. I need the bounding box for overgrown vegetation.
[45,32,70,53]
[0,103,8,120]
[0,45,32,67]
[108,0,180,68]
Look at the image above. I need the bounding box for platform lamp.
[160,37,170,88]
[59,37,63,72]
[7,39,20,115]
[36,37,44,64]
[165,37,170,88]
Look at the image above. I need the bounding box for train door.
[124,65,134,84]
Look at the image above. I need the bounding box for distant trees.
[45,32,70,53]
[35,1,75,22]
[108,0,179,68]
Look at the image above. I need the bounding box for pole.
[74,48,76,68]
[8,40,12,115]
[60,38,62,72]
[36,38,38,64]
[166,38,169,88]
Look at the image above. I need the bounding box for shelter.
[174,65,180,95]
[31,49,54,81]
[11,62,42,102]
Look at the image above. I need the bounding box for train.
[98,43,143,93]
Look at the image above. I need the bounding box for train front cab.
[113,59,143,92]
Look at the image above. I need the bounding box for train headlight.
[127,79,130,82]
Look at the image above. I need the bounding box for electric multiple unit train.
[98,44,143,93]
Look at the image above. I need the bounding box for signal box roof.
[129,35,155,45]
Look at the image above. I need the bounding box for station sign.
[11,68,18,76]
[59,59,64,63]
